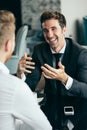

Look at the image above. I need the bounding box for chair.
[83,16,87,45]
[5,25,28,74]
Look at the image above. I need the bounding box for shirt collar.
[0,61,10,74]
[50,42,66,54]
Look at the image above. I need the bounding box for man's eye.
[52,27,56,31]
[43,29,48,33]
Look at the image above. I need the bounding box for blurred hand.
[41,61,68,84]
[17,53,35,78]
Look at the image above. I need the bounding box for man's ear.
[63,26,66,35]
[5,40,10,52]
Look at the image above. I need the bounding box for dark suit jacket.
[26,38,87,127]
[26,37,87,97]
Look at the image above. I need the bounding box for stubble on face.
[42,19,66,52]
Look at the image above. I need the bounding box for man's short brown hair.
[40,10,66,29]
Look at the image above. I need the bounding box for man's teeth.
[49,38,56,41]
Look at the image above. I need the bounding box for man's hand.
[41,61,68,84]
[17,53,35,78]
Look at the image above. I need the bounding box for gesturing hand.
[41,61,68,84]
[17,53,35,78]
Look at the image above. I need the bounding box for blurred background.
[0,0,87,45]
[0,0,87,73]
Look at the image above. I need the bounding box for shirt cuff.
[65,76,73,90]
[21,73,26,81]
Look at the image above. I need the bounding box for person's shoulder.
[33,41,49,54]
[3,73,27,88]
[34,41,48,49]
[0,72,27,92]
[65,37,79,47]
[65,37,87,51]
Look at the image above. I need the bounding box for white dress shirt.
[0,62,52,130]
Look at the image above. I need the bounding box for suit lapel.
[42,43,53,66]
[62,39,71,70]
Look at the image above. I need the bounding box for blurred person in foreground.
[17,10,87,130]
[0,10,52,130]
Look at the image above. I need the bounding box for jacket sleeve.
[69,49,87,98]
[25,46,42,91]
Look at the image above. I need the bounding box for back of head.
[40,10,66,29]
[0,10,16,49]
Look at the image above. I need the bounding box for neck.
[0,52,6,63]
[54,43,65,53]
[53,39,66,53]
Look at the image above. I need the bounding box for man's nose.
[47,30,53,37]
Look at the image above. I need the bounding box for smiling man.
[17,11,87,130]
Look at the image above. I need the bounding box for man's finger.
[24,52,27,58]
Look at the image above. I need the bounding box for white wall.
[61,0,87,43]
